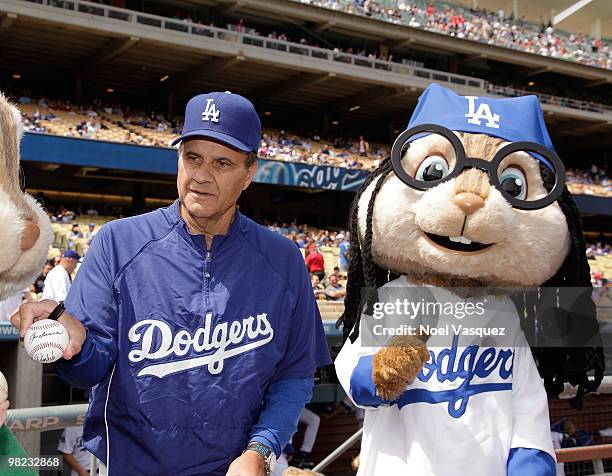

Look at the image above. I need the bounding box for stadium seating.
[15,95,611,196]
[294,0,612,70]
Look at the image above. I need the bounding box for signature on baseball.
[27,329,65,346]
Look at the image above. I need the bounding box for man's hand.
[10,300,87,360]
[226,450,266,476]
[0,400,9,426]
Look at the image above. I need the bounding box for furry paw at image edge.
[283,468,324,475]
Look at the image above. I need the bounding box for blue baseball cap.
[407,83,555,169]
[62,250,80,260]
[172,91,261,152]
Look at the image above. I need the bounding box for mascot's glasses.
[391,124,566,210]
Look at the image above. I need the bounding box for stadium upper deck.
[1,0,611,151]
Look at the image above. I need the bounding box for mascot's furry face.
[339,84,603,404]
[357,132,570,287]
[0,93,52,300]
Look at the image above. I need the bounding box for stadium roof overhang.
[200,0,612,82]
[0,0,611,146]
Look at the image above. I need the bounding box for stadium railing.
[293,0,611,71]
[14,0,612,118]
[20,0,484,90]
[5,404,612,474]
[487,84,612,116]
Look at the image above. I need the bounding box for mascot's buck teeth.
[449,236,472,244]
[128,313,274,378]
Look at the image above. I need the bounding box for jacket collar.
[169,199,244,255]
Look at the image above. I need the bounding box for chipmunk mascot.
[335,83,604,476]
[0,92,51,475]
[0,93,52,300]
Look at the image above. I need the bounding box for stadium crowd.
[14,92,612,197]
[36,199,612,292]
[69,0,611,70]
[566,165,612,197]
[294,0,612,70]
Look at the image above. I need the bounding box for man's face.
[177,139,256,220]
[43,264,53,275]
[329,275,338,286]
[64,258,78,274]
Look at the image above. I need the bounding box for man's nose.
[452,193,485,215]
[192,162,215,183]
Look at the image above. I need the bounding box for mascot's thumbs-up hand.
[373,335,430,401]
[0,93,52,300]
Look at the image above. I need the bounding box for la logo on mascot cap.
[334,83,604,476]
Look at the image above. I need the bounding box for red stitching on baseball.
[31,322,63,331]
[30,342,65,354]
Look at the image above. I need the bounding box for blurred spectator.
[67,224,83,250]
[32,259,55,295]
[306,247,325,281]
[42,250,80,302]
[324,274,346,301]
[358,135,369,157]
[84,223,99,243]
[338,232,350,273]
[293,408,320,469]
[58,426,95,476]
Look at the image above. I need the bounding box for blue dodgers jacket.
[55,200,331,475]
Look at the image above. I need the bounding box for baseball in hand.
[24,319,69,363]
[0,371,7,403]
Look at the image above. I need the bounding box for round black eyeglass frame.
[390,124,566,210]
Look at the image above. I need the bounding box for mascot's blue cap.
[407,83,554,169]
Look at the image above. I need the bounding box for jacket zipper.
[204,250,212,310]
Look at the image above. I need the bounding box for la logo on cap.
[464,96,499,129]
[202,98,220,123]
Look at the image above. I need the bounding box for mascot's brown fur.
[0,93,52,300]
[372,335,429,400]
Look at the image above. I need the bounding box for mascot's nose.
[452,192,485,215]
[20,221,40,252]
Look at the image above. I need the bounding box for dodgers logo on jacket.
[127,313,274,378]
[397,334,513,418]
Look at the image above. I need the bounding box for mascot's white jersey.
[335,276,555,476]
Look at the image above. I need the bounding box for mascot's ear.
[514,164,605,410]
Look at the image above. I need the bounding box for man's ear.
[243,161,257,191]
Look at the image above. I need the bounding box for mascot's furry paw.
[0,92,52,300]
[283,468,324,476]
[373,336,430,401]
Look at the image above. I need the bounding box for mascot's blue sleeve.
[335,333,391,409]
[350,355,389,407]
[507,448,556,476]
